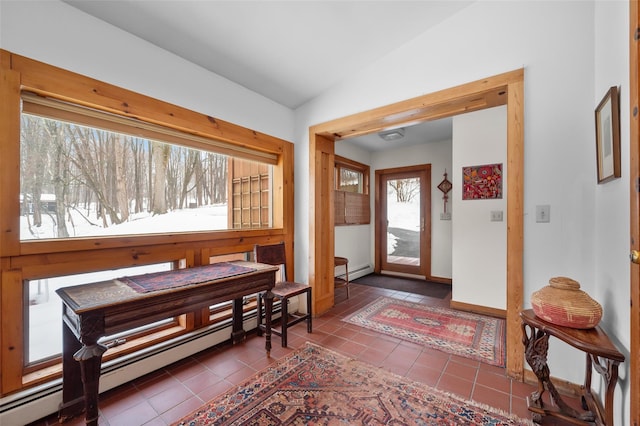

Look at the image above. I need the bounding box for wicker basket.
[531,277,602,329]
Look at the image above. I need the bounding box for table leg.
[521,323,595,423]
[74,342,107,426]
[591,354,620,425]
[59,320,85,422]
[264,289,274,357]
[231,298,246,344]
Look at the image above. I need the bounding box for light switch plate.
[440,212,451,221]
[490,210,503,222]
[536,205,550,223]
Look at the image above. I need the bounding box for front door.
[375,164,431,278]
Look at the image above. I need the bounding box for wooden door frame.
[629,1,639,423]
[309,68,525,379]
[375,164,431,278]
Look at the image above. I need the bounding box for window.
[1,50,294,397]
[334,156,370,225]
[26,263,172,365]
[20,94,274,240]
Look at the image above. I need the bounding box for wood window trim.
[335,155,370,194]
[334,155,370,225]
[0,49,296,397]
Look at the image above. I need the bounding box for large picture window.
[20,94,273,240]
[1,50,294,398]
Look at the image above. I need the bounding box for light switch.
[490,211,503,222]
[536,205,550,223]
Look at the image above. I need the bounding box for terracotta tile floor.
[29,282,580,425]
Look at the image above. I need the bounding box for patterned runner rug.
[343,296,506,367]
[174,343,531,425]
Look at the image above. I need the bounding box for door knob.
[631,250,640,264]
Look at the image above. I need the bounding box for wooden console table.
[520,309,624,425]
[56,261,278,426]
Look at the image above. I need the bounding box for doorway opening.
[309,69,524,380]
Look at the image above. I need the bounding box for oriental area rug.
[343,297,506,367]
[174,343,532,426]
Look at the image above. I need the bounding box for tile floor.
[29,282,580,425]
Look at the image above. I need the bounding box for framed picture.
[595,86,621,184]
[462,163,502,200]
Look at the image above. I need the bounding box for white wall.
[452,106,507,309]
[295,1,629,424]
[0,1,295,142]
[593,0,631,421]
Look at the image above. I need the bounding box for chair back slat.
[254,242,288,281]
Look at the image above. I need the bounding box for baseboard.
[428,276,452,285]
[449,300,506,318]
[346,264,373,281]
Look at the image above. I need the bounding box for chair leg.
[306,289,312,333]
[345,265,349,299]
[256,292,263,336]
[280,297,288,347]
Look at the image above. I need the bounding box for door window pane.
[386,178,421,265]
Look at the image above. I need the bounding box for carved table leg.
[59,319,85,422]
[591,354,620,425]
[74,342,107,426]
[521,323,595,423]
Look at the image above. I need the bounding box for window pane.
[386,178,420,265]
[339,168,363,193]
[20,113,272,240]
[27,263,172,364]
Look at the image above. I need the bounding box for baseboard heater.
[0,302,290,426]
[347,264,373,281]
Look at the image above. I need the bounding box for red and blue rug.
[343,296,506,367]
[174,343,531,425]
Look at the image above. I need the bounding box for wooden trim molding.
[309,69,525,380]
[449,300,506,319]
[629,0,639,423]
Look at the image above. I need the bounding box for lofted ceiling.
[64,0,475,150]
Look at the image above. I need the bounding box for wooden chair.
[254,242,312,347]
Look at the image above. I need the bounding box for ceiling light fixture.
[378,128,405,141]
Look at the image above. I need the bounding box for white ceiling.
[64,0,469,150]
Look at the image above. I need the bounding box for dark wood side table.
[56,261,278,426]
[520,309,624,425]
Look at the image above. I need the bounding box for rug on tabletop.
[174,342,532,426]
[342,296,506,367]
